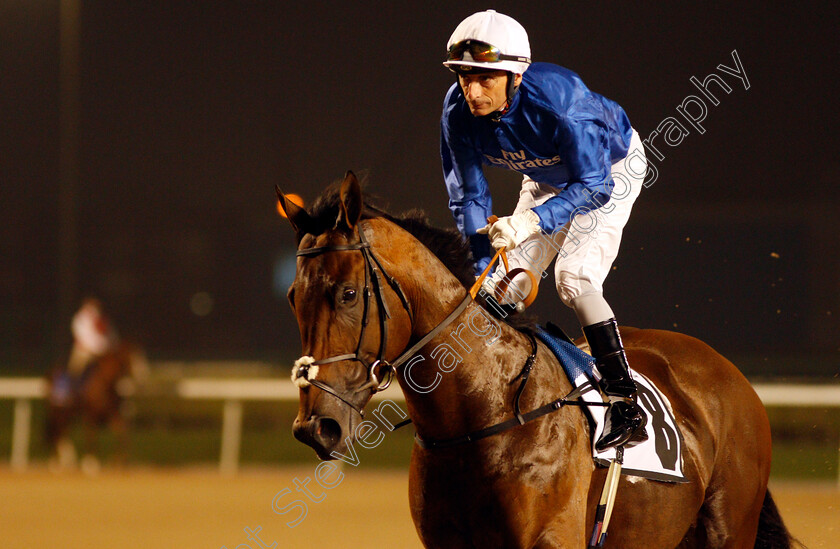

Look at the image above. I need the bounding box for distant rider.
[67,297,120,377]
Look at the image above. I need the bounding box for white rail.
[2,378,839,481]
[0,378,47,471]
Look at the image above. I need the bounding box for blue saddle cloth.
[49,366,95,406]
[533,324,597,384]
[50,372,76,406]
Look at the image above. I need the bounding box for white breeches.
[487,129,647,325]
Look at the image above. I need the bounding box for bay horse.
[45,339,148,472]
[279,172,796,548]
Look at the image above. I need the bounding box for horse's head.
[278,172,416,460]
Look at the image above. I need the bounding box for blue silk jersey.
[440,62,633,271]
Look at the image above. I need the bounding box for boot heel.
[626,412,648,447]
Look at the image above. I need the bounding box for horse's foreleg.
[80,420,102,475]
[55,437,77,471]
[109,414,130,468]
[45,409,61,457]
[46,407,78,472]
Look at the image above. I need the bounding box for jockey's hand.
[475,273,497,297]
[477,210,541,251]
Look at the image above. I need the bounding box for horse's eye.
[341,288,357,304]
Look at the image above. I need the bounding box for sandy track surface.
[0,467,835,548]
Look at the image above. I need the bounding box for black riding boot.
[583,318,648,451]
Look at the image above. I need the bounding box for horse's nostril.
[293,416,345,460]
[315,417,342,449]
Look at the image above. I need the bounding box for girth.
[412,331,609,450]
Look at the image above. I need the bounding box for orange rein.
[468,215,539,308]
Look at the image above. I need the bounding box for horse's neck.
[398,299,539,441]
[366,219,554,440]
[365,218,466,340]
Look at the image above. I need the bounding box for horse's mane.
[305,181,536,330]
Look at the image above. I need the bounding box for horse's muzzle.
[293,415,344,460]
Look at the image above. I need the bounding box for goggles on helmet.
[446,39,530,64]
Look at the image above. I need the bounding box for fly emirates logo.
[483,149,563,171]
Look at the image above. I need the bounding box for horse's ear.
[276,186,315,236]
[338,171,363,231]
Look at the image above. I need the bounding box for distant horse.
[279,172,797,548]
[45,339,148,472]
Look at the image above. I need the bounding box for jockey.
[440,10,649,451]
[67,297,120,377]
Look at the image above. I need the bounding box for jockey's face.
[458,70,522,116]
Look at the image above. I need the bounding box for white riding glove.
[476,274,497,297]
[476,210,542,251]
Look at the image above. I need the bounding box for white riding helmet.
[443,10,531,75]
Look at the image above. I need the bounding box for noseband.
[292,222,471,417]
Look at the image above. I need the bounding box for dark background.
[1,1,837,376]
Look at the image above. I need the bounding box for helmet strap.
[505,71,519,104]
[488,72,519,121]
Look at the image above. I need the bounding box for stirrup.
[595,400,648,451]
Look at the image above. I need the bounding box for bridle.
[292,220,607,449]
[292,221,471,417]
